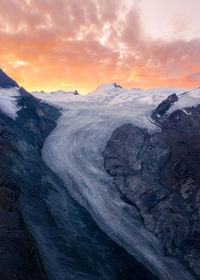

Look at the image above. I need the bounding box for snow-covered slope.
[32,85,200,280]
[32,85,192,130]
[0,87,21,119]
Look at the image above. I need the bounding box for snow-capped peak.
[0,69,19,89]
[96,83,122,91]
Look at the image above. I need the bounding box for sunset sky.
[1,0,200,94]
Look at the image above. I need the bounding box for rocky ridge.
[0,69,60,279]
[103,93,200,279]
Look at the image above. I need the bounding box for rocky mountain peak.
[74,90,79,95]
[96,83,122,91]
[0,69,19,89]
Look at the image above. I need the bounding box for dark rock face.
[0,85,60,279]
[0,177,47,280]
[16,87,61,148]
[74,90,79,95]
[0,69,19,88]
[103,101,200,279]
[151,93,178,123]
[155,93,178,115]
[113,83,122,88]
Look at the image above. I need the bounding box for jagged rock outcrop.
[103,96,200,279]
[151,93,178,123]
[74,90,79,95]
[113,83,122,88]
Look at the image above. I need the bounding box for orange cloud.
[0,0,200,94]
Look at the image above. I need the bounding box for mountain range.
[0,69,200,280]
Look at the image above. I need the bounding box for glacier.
[31,84,200,280]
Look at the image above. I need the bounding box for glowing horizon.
[1,0,200,95]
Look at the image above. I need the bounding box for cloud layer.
[0,0,200,93]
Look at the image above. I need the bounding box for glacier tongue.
[32,86,200,280]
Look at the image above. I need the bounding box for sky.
[0,0,200,94]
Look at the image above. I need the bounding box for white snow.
[182,109,192,116]
[32,85,199,280]
[31,90,77,104]
[94,83,122,92]
[0,87,21,119]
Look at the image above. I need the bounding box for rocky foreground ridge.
[0,69,60,279]
[103,93,200,279]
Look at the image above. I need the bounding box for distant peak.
[97,83,122,91]
[0,69,19,89]
[113,83,122,88]
[74,90,79,95]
